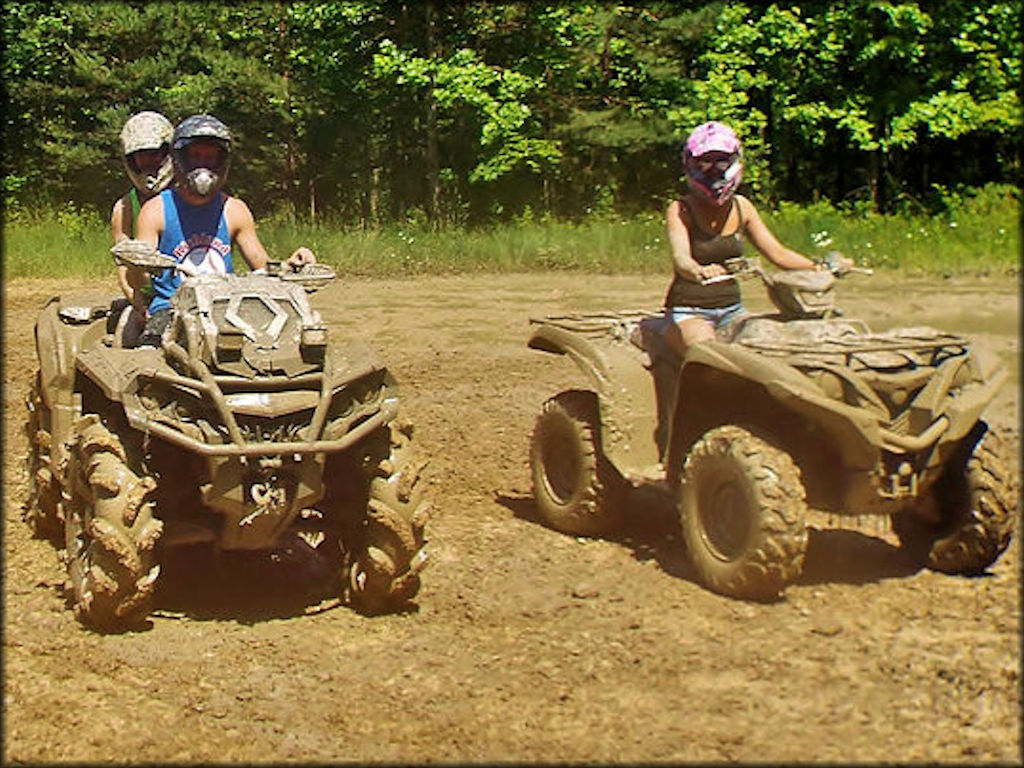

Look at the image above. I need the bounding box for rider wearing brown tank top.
[663,197,745,309]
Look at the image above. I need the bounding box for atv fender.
[34,294,116,474]
[529,324,661,478]
[35,293,119,406]
[936,344,1008,446]
[667,341,884,479]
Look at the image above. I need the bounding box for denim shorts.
[665,302,746,331]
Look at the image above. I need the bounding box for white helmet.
[120,111,174,194]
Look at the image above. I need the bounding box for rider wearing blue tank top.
[148,188,234,314]
[132,114,317,347]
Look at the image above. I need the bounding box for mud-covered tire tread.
[529,390,623,537]
[64,415,162,630]
[894,425,1017,575]
[348,422,428,615]
[23,373,63,541]
[680,425,808,601]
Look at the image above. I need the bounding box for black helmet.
[172,114,232,197]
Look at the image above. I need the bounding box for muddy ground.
[3,271,1020,763]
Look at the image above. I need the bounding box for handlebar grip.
[701,273,737,285]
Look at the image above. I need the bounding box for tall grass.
[3,202,114,279]
[767,184,1021,276]
[4,184,1019,279]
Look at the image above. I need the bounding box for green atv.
[24,240,429,630]
[527,255,1016,600]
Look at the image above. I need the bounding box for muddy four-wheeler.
[527,255,1017,600]
[24,240,429,629]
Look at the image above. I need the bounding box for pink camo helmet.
[683,121,743,205]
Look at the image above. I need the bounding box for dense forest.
[3,1,1020,226]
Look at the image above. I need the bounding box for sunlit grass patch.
[4,184,1019,279]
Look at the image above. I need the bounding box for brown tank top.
[664,198,744,309]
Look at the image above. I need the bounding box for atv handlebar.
[266,260,337,291]
[111,239,335,289]
[820,250,873,276]
[111,239,191,274]
[700,252,870,286]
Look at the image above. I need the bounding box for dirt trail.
[4,272,1019,763]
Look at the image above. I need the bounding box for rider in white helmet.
[110,111,174,343]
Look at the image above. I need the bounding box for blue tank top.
[149,188,233,313]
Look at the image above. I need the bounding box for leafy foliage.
[2,1,1019,223]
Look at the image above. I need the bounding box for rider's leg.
[137,308,172,348]
[664,316,715,357]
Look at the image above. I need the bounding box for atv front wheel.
[348,421,430,615]
[24,372,63,540]
[893,424,1016,574]
[64,415,163,630]
[680,425,808,600]
[529,390,623,536]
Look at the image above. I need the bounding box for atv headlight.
[216,325,245,361]
[300,324,328,361]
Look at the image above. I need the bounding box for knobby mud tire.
[64,415,163,631]
[348,421,430,615]
[24,372,63,541]
[893,424,1017,575]
[679,425,808,601]
[529,390,623,537]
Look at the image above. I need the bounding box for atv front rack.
[735,328,970,360]
[529,310,663,337]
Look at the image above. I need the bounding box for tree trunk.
[424,0,442,228]
[277,1,297,215]
[370,166,381,229]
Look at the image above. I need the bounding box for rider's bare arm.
[737,196,819,271]
[226,197,317,272]
[226,197,270,272]
[110,196,138,303]
[110,195,131,245]
[666,200,717,282]
[128,195,168,309]
[135,194,165,251]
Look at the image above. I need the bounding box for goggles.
[695,154,739,174]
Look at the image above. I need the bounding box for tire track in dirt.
[4,273,1019,763]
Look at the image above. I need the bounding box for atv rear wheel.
[680,425,808,600]
[529,390,623,536]
[348,421,430,615]
[24,373,63,540]
[893,424,1016,574]
[64,415,163,630]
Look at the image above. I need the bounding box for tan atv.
[24,240,429,630]
[527,254,1016,600]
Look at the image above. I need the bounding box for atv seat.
[57,293,119,325]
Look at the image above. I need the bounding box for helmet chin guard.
[186,168,219,197]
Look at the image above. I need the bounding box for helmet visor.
[695,152,739,175]
[180,139,228,173]
[128,147,169,176]
[686,151,743,204]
